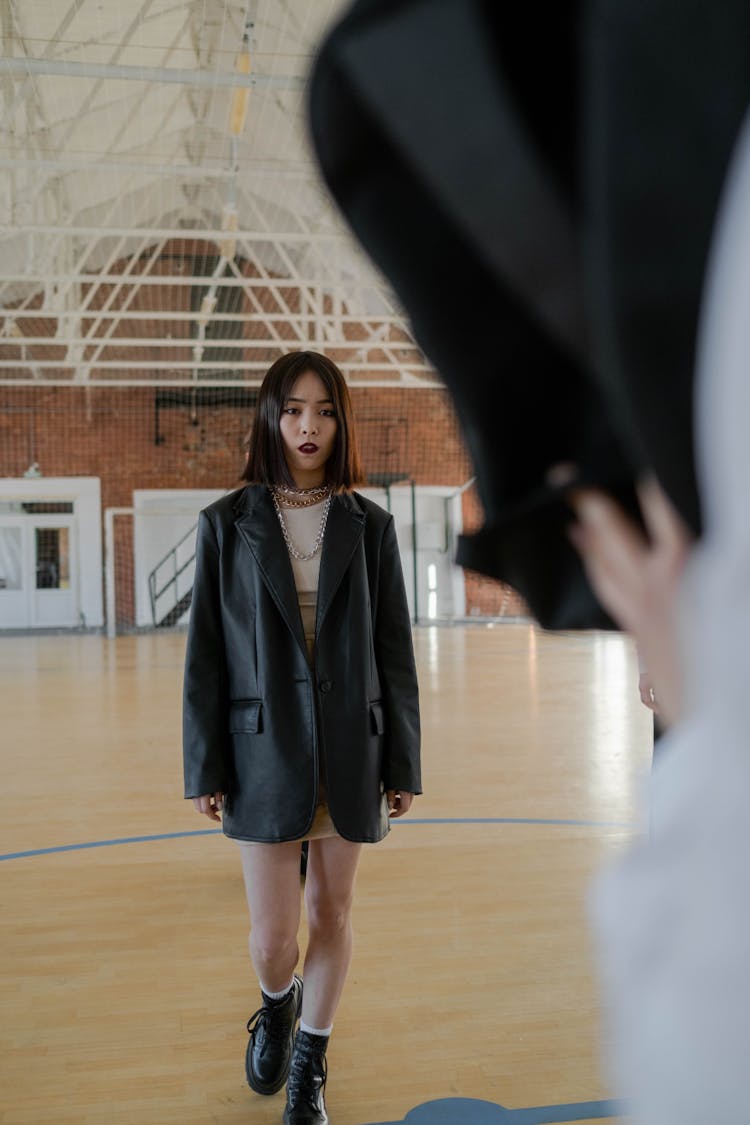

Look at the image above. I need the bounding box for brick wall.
[0,241,528,623]
[2,383,460,506]
[0,382,528,623]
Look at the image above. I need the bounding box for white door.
[0,521,30,627]
[361,486,464,622]
[32,516,78,627]
[0,514,79,628]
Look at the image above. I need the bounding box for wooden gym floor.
[0,625,648,1124]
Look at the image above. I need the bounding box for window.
[427,562,437,620]
[35,528,70,590]
[0,528,22,590]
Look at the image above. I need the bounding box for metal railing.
[147,522,198,627]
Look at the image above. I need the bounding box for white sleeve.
[591,107,750,1125]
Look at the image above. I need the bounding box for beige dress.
[284,501,324,665]
[238,499,337,845]
[284,501,337,841]
[235,501,335,846]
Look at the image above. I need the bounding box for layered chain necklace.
[273,483,330,509]
[271,484,332,561]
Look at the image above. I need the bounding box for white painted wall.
[130,484,465,628]
[360,485,465,621]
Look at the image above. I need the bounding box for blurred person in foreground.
[569,112,750,1123]
[309,3,750,1120]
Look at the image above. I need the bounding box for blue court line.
[0,815,634,863]
[0,827,222,862]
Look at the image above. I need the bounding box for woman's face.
[279,369,338,488]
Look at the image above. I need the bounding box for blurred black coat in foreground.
[309,0,750,628]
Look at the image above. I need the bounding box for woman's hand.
[568,477,692,727]
[192,792,224,822]
[387,790,415,818]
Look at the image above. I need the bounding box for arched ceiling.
[0,1,436,385]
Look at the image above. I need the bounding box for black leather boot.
[283,1030,329,1124]
[245,975,303,1095]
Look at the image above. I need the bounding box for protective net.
[0,385,528,632]
[0,242,528,633]
[0,3,531,633]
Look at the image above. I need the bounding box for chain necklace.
[276,483,329,498]
[271,489,332,560]
[273,483,331,510]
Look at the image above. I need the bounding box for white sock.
[261,977,295,1001]
[300,1019,332,1038]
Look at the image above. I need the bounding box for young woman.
[183,350,421,1125]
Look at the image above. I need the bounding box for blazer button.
[319,680,332,693]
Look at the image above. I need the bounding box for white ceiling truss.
[0,0,439,388]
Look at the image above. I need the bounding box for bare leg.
[301,835,362,1029]
[239,841,303,992]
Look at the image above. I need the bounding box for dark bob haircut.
[242,350,365,490]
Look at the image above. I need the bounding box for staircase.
[148,523,197,627]
[156,590,193,627]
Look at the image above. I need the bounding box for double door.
[0,513,78,628]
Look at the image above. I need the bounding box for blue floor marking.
[0,827,222,862]
[0,815,634,862]
[364,1095,628,1124]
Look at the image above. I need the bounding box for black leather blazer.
[182,485,421,843]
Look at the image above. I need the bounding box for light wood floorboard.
[0,625,648,1124]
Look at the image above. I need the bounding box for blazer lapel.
[316,494,366,636]
[233,487,307,656]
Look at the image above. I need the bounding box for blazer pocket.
[228,699,263,734]
[369,700,385,736]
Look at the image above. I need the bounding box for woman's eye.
[321,409,336,418]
